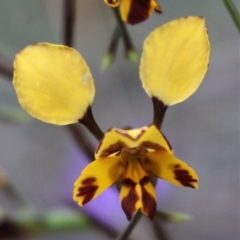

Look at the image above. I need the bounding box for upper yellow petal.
[13,43,95,125]
[73,156,123,206]
[95,125,172,159]
[144,150,199,189]
[140,16,210,105]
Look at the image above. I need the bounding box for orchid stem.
[67,125,95,160]
[115,211,142,240]
[0,54,13,79]
[153,217,171,240]
[63,0,77,47]
[223,0,240,32]
[111,8,136,57]
[101,24,121,71]
[79,106,104,141]
[3,183,29,208]
[152,97,168,129]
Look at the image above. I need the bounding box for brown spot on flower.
[140,175,150,186]
[141,186,156,220]
[115,129,146,141]
[121,187,139,221]
[122,178,136,188]
[76,178,98,205]
[174,169,198,188]
[139,176,156,219]
[127,0,151,24]
[174,164,180,169]
[99,141,127,158]
[108,0,115,3]
[126,0,162,25]
[140,141,164,151]
[81,177,96,185]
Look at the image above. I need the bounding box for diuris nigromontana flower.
[13,16,210,220]
[74,125,198,220]
[104,0,162,24]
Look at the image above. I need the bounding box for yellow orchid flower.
[12,16,210,220]
[74,125,198,220]
[104,0,162,24]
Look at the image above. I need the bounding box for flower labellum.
[104,0,162,24]
[74,125,198,220]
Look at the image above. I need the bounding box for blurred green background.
[0,0,239,239]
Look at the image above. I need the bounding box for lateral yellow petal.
[140,16,210,105]
[104,0,120,7]
[95,125,172,159]
[73,156,123,206]
[13,43,95,125]
[120,0,161,24]
[144,150,199,189]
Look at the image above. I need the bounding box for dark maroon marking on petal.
[76,185,98,205]
[140,175,150,186]
[140,141,164,151]
[98,141,127,158]
[141,186,156,220]
[122,178,137,188]
[174,164,180,169]
[174,169,198,189]
[144,157,151,164]
[127,0,151,25]
[115,129,146,141]
[121,187,139,221]
[81,177,96,185]
[106,0,117,4]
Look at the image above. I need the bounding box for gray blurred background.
[0,0,239,239]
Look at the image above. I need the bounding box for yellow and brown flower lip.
[104,0,162,25]
[73,125,198,220]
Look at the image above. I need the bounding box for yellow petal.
[120,0,161,24]
[95,125,172,159]
[144,150,198,189]
[73,156,123,206]
[104,0,120,7]
[140,16,210,105]
[13,43,95,125]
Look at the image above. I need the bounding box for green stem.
[111,8,136,58]
[101,24,121,71]
[223,0,240,32]
[115,211,142,240]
